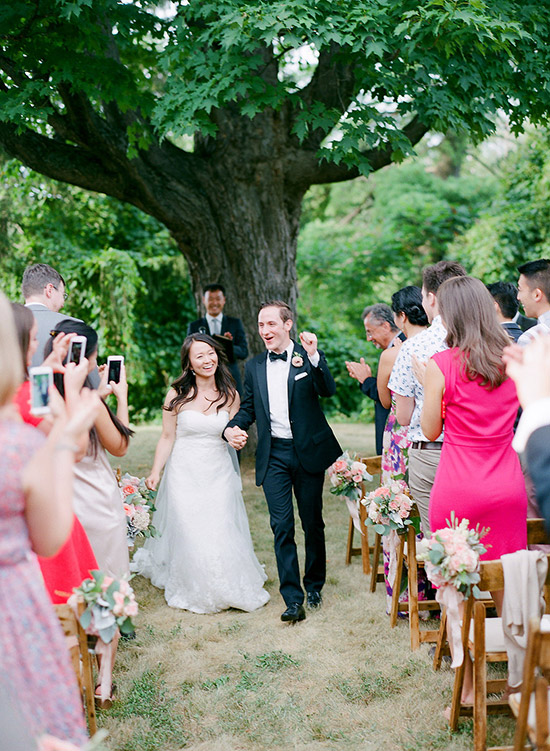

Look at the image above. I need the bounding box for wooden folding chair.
[345,455,382,576]
[435,519,550,672]
[450,548,550,751]
[508,616,550,751]
[55,602,97,734]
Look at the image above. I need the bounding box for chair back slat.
[527,518,550,546]
[361,455,382,476]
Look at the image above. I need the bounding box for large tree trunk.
[164,109,307,355]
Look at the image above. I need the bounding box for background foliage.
[2,128,549,420]
[0,160,194,419]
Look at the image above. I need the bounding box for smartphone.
[29,366,53,415]
[67,335,87,365]
[107,355,124,384]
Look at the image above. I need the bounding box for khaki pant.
[408,447,442,537]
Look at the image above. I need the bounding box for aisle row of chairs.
[347,455,550,751]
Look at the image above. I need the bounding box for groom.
[224,301,341,623]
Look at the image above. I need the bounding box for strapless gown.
[131,410,270,613]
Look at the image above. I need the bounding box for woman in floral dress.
[0,293,100,744]
[377,286,429,613]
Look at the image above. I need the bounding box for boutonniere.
[291,353,304,367]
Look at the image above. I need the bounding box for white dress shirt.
[266,342,320,438]
[206,313,223,335]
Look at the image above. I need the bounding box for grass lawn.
[99,421,515,751]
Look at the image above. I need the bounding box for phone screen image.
[70,340,83,364]
[31,373,51,410]
[108,360,122,383]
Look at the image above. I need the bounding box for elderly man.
[346,303,403,455]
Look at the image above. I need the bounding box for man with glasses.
[22,263,81,366]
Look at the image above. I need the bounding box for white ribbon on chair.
[436,585,465,668]
[94,630,120,702]
[346,498,364,535]
[387,529,400,593]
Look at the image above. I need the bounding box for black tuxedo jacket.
[226,342,342,486]
[526,425,550,527]
[187,314,248,393]
[502,321,523,342]
[516,313,537,332]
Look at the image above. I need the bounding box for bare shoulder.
[163,388,177,409]
[380,346,400,367]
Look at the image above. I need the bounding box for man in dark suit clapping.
[187,283,248,394]
[224,301,341,623]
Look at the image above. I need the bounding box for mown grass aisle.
[101,423,513,751]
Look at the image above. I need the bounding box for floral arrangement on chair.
[328,452,372,534]
[70,570,138,643]
[328,451,372,501]
[69,571,139,705]
[118,472,158,545]
[362,479,418,536]
[416,513,488,667]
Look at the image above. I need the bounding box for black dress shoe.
[281,603,306,623]
[306,591,322,609]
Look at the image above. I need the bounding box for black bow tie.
[269,350,288,362]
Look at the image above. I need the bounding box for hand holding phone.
[67,336,87,365]
[29,366,54,415]
[107,356,124,384]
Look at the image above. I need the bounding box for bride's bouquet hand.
[146,471,160,491]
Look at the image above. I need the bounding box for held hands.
[345,357,372,383]
[224,425,248,450]
[299,331,318,357]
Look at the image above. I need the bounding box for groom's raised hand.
[299,331,318,356]
[224,425,248,450]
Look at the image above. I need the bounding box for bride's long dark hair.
[166,333,236,413]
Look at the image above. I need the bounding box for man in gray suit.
[22,263,81,365]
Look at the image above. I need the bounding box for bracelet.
[54,442,79,453]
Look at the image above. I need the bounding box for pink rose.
[389,501,399,511]
[332,460,347,473]
[113,590,126,616]
[101,576,114,592]
[350,461,366,474]
[399,509,409,518]
[424,561,447,588]
[352,474,363,483]
[122,484,136,496]
[124,600,138,617]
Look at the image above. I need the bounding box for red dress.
[429,348,527,560]
[14,381,98,603]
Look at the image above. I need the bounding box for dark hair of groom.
[517,259,550,302]
[259,300,293,323]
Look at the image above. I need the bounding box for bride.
[132,334,270,613]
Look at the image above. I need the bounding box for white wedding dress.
[131,409,270,613]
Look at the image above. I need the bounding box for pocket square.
[295,372,308,381]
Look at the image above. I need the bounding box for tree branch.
[292,43,357,151]
[285,114,429,188]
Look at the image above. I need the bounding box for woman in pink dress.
[0,293,100,744]
[422,275,527,704]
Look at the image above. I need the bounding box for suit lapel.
[256,353,270,418]
[287,341,302,405]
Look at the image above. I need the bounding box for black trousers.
[262,438,326,605]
